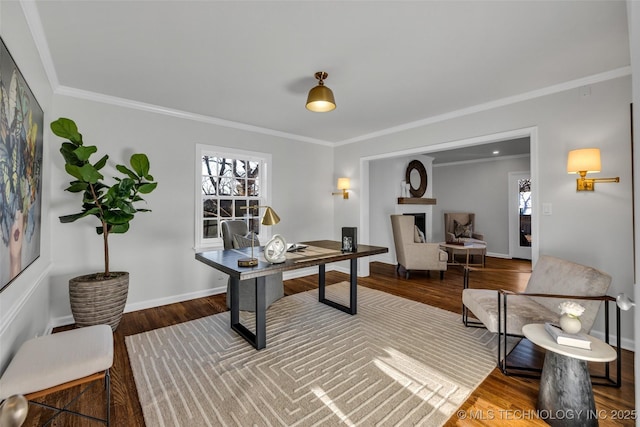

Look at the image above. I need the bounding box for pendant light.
[306,71,336,112]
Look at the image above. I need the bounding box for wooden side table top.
[522,323,617,362]
[439,242,486,250]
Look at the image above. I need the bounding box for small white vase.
[559,314,582,334]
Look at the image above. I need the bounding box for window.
[196,145,271,249]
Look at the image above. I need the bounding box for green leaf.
[64,164,83,181]
[137,182,157,194]
[104,210,134,225]
[77,163,104,184]
[59,208,101,223]
[94,154,108,171]
[65,182,88,193]
[130,154,150,177]
[144,174,154,181]
[60,143,81,166]
[51,118,83,145]
[110,223,130,234]
[73,145,98,162]
[116,164,138,180]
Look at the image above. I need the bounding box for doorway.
[508,171,532,260]
[359,127,539,276]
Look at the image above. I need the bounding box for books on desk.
[544,322,592,350]
[286,243,308,252]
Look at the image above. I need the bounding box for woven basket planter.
[69,272,129,331]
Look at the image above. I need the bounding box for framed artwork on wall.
[0,37,44,292]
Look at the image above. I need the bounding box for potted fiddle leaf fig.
[51,117,158,331]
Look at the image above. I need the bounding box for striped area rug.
[126,282,506,426]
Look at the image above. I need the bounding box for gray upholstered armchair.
[221,220,284,311]
[443,212,486,265]
[462,255,621,386]
[390,215,448,279]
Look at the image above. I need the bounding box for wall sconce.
[567,148,619,192]
[332,178,350,199]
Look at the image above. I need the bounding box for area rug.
[126,282,509,426]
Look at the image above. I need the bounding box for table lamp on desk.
[237,205,280,267]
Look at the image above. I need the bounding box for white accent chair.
[0,325,114,425]
[390,215,448,279]
[462,255,621,386]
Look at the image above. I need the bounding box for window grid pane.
[200,154,263,240]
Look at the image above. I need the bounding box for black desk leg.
[230,277,267,350]
[318,258,357,315]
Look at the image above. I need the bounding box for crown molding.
[335,66,631,146]
[54,86,334,146]
[432,153,530,168]
[21,0,59,89]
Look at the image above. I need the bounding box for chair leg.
[440,271,444,280]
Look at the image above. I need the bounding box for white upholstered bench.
[0,324,114,425]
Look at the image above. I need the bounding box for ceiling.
[31,1,630,145]
[428,137,530,165]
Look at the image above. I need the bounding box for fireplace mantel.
[397,197,437,205]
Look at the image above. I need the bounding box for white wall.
[336,75,635,347]
[0,2,54,372]
[433,155,531,256]
[48,96,335,324]
[625,0,639,412]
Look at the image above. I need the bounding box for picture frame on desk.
[341,227,357,252]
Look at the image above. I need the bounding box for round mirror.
[405,160,427,197]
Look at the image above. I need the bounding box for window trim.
[195,144,273,251]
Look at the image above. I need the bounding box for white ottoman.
[0,324,114,425]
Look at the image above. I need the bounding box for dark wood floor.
[25,258,634,426]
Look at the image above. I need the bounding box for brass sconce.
[237,205,280,267]
[567,148,619,192]
[306,71,336,112]
[332,178,350,199]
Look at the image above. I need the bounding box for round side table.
[522,323,617,427]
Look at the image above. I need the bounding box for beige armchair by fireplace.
[390,215,448,279]
[443,212,486,266]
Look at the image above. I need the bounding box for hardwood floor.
[24,257,634,426]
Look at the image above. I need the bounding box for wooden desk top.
[195,240,388,280]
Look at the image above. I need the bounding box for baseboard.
[589,330,635,351]
[48,266,328,329]
[487,252,511,259]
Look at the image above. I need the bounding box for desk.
[522,323,617,427]
[439,242,486,268]
[196,240,388,350]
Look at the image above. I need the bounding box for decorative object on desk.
[558,301,585,334]
[51,117,158,331]
[0,37,44,293]
[405,160,427,197]
[544,322,592,350]
[264,234,287,263]
[237,205,280,267]
[332,177,350,199]
[0,394,28,427]
[616,293,635,310]
[341,227,357,252]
